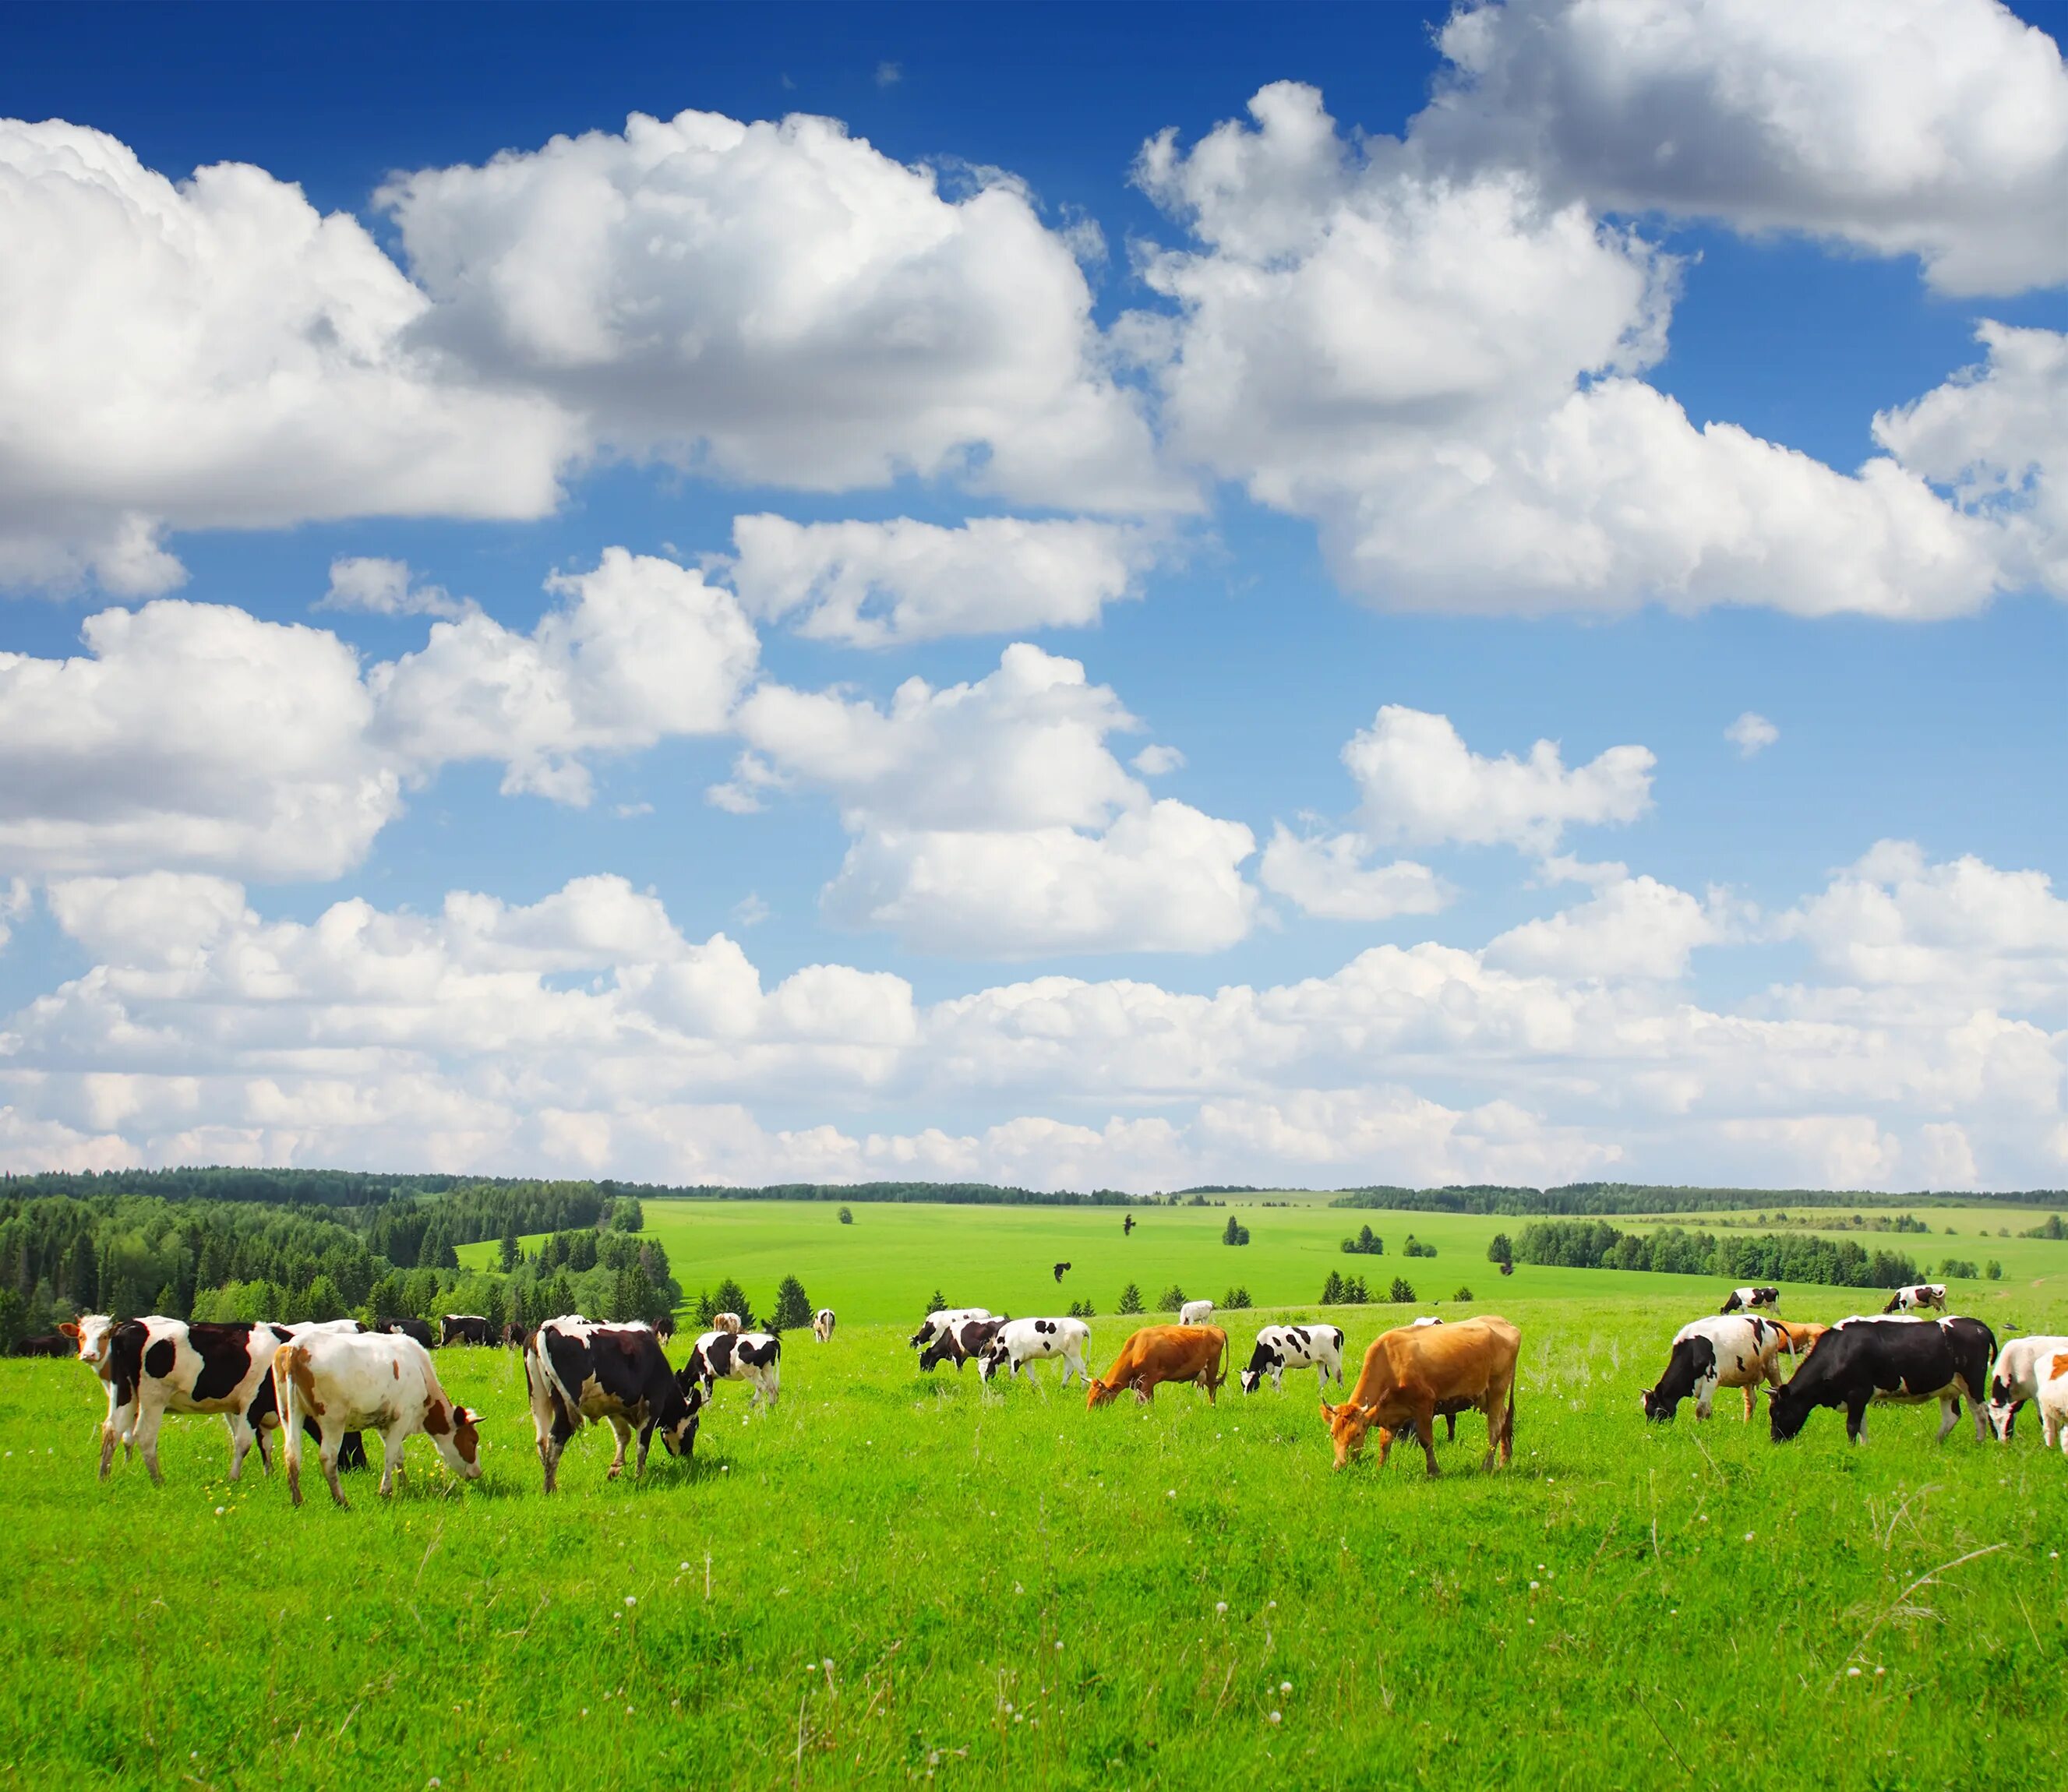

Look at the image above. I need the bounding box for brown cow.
[1321,1315,1520,1473]
[1085,1325,1228,1408]
[1770,1319,1827,1360]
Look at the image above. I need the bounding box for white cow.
[2039,1353,2068,1453]
[690,1329,783,1409]
[273,1330,481,1508]
[813,1309,837,1343]
[1238,1323,1346,1393]
[1178,1300,1214,1328]
[909,1307,992,1351]
[978,1318,1092,1386]
[1985,1334,2068,1441]
[1883,1283,1949,1314]
[1409,1316,1445,1328]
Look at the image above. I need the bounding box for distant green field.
[8,1279,2067,1788]
[459,1196,2068,1328]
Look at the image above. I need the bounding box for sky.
[4,0,2068,1194]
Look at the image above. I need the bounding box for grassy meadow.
[5,1202,2068,1788]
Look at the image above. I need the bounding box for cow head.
[1985,1370,2023,1441]
[422,1399,484,1480]
[1320,1399,1378,1467]
[1085,1378,1121,1409]
[1766,1381,1812,1442]
[62,1314,116,1366]
[659,1377,706,1457]
[976,1343,1004,1382]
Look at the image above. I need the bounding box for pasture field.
[461,1195,2068,1324]
[5,1272,2068,1788]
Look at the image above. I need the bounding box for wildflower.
[1215,1601,1227,1615]
[214,1506,225,1516]
[1847,1667,1861,1678]
[1280,1681,1292,1695]
[1269,1711,1282,1725]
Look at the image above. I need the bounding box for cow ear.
[59,1322,79,1339]
[1319,1400,1336,1423]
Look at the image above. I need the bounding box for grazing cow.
[979,1318,1092,1386]
[524,1317,705,1492]
[1641,1314,1797,1422]
[1883,1283,1949,1314]
[86,1318,295,1484]
[274,1330,481,1508]
[1320,1315,1520,1474]
[1720,1286,1780,1314]
[2039,1354,2068,1452]
[1179,1300,1213,1328]
[909,1308,992,1352]
[14,1332,72,1358]
[655,1314,676,1342]
[376,1316,436,1349]
[689,1329,782,1408]
[1239,1324,1346,1394]
[1053,1262,1071,1284]
[1770,1320,1828,1360]
[813,1309,837,1343]
[1086,1325,1228,1409]
[439,1314,492,1347]
[919,1315,1007,1373]
[1769,1314,1995,1445]
[711,1312,743,1335]
[1984,1334,2068,1441]
[240,1320,369,1473]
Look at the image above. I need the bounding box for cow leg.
[1845,1397,1870,1444]
[1971,1394,1988,1443]
[228,1413,256,1482]
[1936,1396,1960,1445]
[136,1404,166,1487]
[605,1416,633,1479]
[323,1440,349,1509]
[252,1423,273,1474]
[1445,1411,1457,1441]
[634,1420,655,1482]
[377,1427,404,1497]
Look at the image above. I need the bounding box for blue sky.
[4,0,2068,1191]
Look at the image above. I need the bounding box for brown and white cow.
[1085,1325,1228,1408]
[813,1309,837,1342]
[711,1312,743,1335]
[1321,1315,1521,1473]
[273,1330,481,1508]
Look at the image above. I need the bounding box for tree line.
[1511,1219,1925,1288]
[1332,1181,2068,1215]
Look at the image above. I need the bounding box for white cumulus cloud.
[1725,711,1780,757]
[316,556,465,619]
[1257,827,1450,922]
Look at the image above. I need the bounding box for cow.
[14,1332,72,1358]
[376,1316,436,1349]
[1720,1286,1780,1314]
[1179,1300,1213,1328]
[1410,1316,1444,1327]
[1768,1314,1995,1445]
[241,1320,370,1473]
[978,1318,1092,1386]
[1086,1325,1228,1409]
[1883,1284,1949,1314]
[813,1309,837,1343]
[1641,1314,1797,1422]
[919,1315,1007,1373]
[1984,1334,2068,1441]
[1053,1262,1072,1285]
[711,1311,743,1335]
[86,1318,296,1484]
[1239,1324,1346,1394]
[439,1314,493,1347]
[2039,1353,2068,1453]
[61,1313,141,1471]
[1320,1315,1521,1474]
[689,1329,782,1409]
[524,1317,705,1492]
[274,1330,481,1509]
[1770,1319,1828,1360]
[909,1308,992,1353]
[500,1321,524,1347]
[655,1314,676,1342]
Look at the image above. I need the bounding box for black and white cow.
[1720,1286,1780,1314]
[524,1317,706,1491]
[689,1329,783,1409]
[1641,1314,1795,1422]
[978,1318,1092,1385]
[439,1314,494,1347]
[1883,1284,1949,1314]
[376,1316,436,1349]
[1984,1334,2068,1441]
[1238,1324,1346,1394]
[918,1315,1007,1373]
[812,1309,837,1342]
[909,1308,993,1352]
[83,1318,309,1483]
[1768,1314,1996,1445]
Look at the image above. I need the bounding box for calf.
[1769,1314,1994,1445]
[909,1308,992,1353]
[14,1332,72,1358]
[1320,1315,1520,1474]
[525,1317,706,1492]
[1178,1300,1213,1328]
[1239,1324,1346,1394]
[919,1315,1006,1373]
[1883,1283,1949,1314]
[439,1314,493,1347]
[1720,1286,1780,1314]
[1641,1314,1795,1422]
[978,1318,1091,1386]
[1086,1325,1228,1409]
[274,1331,480,1508]
[813,1308,837,1343]
[689,1329,783,1409]
[654,1314,676,1342]
[375,1316,435,1348]
[1984,1334,2068,1441]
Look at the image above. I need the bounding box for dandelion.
[1280,1681,1292,1695]
[1529,1580,1540,1590]
[1269,1711,1282,1725]
[1167,1489,1176,1498]
[679,1561,690,1571]
[214,1506,225,1516]
[1874,1667,1886,1677]
[1215,1601,1227,1615]
[1054,1640,1064,1652]
[1744,1533,1755,1543]
[1847,1667,1861,1678]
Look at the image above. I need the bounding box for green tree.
[771,1275,812,1331]
[1158,1284,1187,1311]
[1387,1277,1417,1304]
[926,1289,948,1314]
[1221,1286,1251,1309]
[1116,1281,1145,1314]
[498,1229,521,1273]
[1321,1269,1346,1303]
[1068,1297,1096,1318]
[838,1205,854,1225]
[299,1274,347,1322]
[711,1276,756,1330]
[0,1289,24,1353]
[1222,1214,1251,1246]
[1487,1233,1514,1268]
[607,1196,644,1232]
[1985,1260,2003,1280]
[1452,1286,1474,1302]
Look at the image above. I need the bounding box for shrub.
[1403,1235,1437,1258]
[1222,1215,1251,1246]
[1985,1260,2003,1281]
[1068,1298,1096,1318]
[1452,1286,1473,1302]
[1117,1281,1145,1314]
[1221,1286,1252,1309]
[1387,1277,1417,1304]
[771,1275,812,1331]
[1939,1258,1978,1279]
[1340,1224,1384,1256]
[838,1205,854,1225]
[1158,1284,1188,1311]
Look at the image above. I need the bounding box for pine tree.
[498,1230,521,1272]
[711,1276,755,1330]
[771,1275,812,1331]
[926,1289,948,1314]
[1116,1281,1145,1314]
[1158,1284,1187,1311]
[1321,1269,1346,1303]
[1389,1277,1417,1304]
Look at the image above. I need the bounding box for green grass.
[6,1272,2068,1787]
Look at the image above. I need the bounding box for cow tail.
[270,1342,298,1435]
[537,1326,581,1419]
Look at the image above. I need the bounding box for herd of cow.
[26,1277,2068,1510]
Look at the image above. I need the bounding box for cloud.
[725,513,1152,645]
[1725,711,1780,757]
[1417,0,2068,297]
[1486,873,1727,982]
[727,642,1256,954]
[1132,744,1185,776]
[1342,706,1653,852]
[0,118,574,597]
[1257,827,1450,922]
[1128,81,2006,618]
[316,556,464,619]
[382,107,1184,513]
